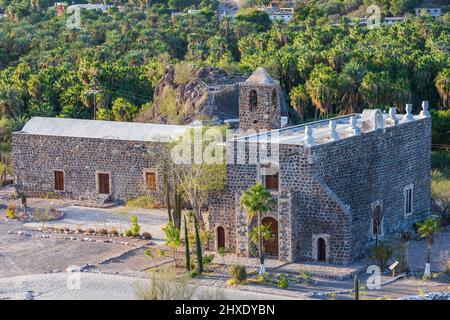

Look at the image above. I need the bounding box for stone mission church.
[12,67,431,264]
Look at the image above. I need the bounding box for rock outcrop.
[136,66,290,125]
[136,66,246,124]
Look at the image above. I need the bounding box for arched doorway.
[217,226,225,250]
[317,238,327,262]
[262,217,278,256]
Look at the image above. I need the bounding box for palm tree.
[240,181,275,274]
[435,68,449,110]
[305,64,339,117]
[338,60,366,114]
[417,217,441,278]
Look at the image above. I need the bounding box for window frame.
[403,183,414,217]
[143,169,158,191]
[264,172,279,191]
[96,171,111,195]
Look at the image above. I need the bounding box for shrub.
[33,208,54,221]
[370,243,393,271]
[327,292,337,300]
[202,254,215,266]
[126,195,161,209]
[86,228,95,235]
[98,228,108,236]
[130,215,141,237]
[5,202,16,219]
[108,228,119,236]
[431,170,450,226]
[142,232,152,240]
[20,193,27,207]
[45,192,60,199]
[135,267,195,300]
[124,229,133,237]
[173,61,194,85]
[228,264,247,284]
[277,275,288,289]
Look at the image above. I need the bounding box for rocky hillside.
[136,65,291,125]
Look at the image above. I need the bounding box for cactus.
[162,158,172,224]
[172,186,182,230]
[194,214,203,274]
[184,214,190,272]
[354,274,360,300]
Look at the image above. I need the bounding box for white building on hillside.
[414,7,442,17]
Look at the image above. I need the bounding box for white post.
[329,120,340,141]
[348,115,361,136]
[402,104,414,123]
[419,101,430,118]
[303,125,315,146]
[389,107,399,125]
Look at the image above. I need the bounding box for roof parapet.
[237,101,432,146]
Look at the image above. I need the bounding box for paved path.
[0,273,296,300]
[24,206,169,241]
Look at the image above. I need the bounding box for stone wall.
[209,118,431,264]
[12,134,168,204]
[311,118,432,261]
[238,83,281,131]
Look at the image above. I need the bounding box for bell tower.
[238,67,281,131]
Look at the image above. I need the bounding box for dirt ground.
[1,189,449,299]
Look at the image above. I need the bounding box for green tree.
[111,97,138,122]
[306,64,339,117]
[240,181,275,274]
[417,217,441,277]
[435,68,449,110]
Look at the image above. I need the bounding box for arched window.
[217,226,225,250]
[272,89,277,108]
[317,238,326,262]
[249,90,257,111]
[261,217,278,256]
[372,205,382,237]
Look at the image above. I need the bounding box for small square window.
[264,173,279,190]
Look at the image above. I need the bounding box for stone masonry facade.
[12,67,432,265]
[238,78,281,131]
[209,117,431,264]
[12,135,169,204]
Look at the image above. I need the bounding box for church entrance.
[317,238,327,262]
[262,217,278,256]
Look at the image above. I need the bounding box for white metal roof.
[17,117,191,142]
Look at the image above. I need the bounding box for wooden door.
[262,217,278,256]
[265,173,279,190]
[145,172,157,190]
[54,171,64,191]
[98,173,110,194]
[217,227,225,250]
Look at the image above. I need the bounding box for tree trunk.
[427,240,432,264]
[257,212,265,274]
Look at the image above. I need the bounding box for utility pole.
[88,79,101,120]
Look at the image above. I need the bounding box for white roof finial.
[348,116,361,136]
[389,107,399,125]
[303,125,315,146]
[401,104,414,123]
[329,120,340,141]
[419,101,430,118]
